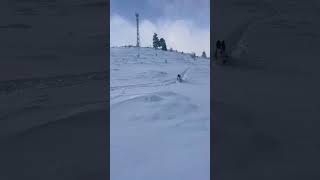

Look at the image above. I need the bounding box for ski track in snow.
[110,47,210,180]
[0,71,107,95]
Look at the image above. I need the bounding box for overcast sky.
[110,0,210,56]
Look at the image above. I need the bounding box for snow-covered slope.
[0,71,108,179]
[0,0,108,179]
[111,47,210,180]
[213,0,320,179]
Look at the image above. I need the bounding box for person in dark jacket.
[216,40,221,49]
[221,40,226,53]
[215,40,221,59]
[177,74,182,82]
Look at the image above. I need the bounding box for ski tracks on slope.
[111,67,192,91]
[110,66,193,104]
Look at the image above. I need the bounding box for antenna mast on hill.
[135,13,140,47]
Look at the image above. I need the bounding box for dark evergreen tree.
[202,51,207,58]
[159,38,167,51]
[153,33,160,49]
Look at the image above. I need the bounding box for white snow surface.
[0,70,108,179]
[213,0,320,179]
[110,47,210,180]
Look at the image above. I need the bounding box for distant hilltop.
[110,45,210,59]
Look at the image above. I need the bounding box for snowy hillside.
[111,47,210,180]
[0,0,108,179]
[213,0,320,179]
[0,70,108,179]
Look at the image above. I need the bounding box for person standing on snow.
[177,74,182,82]
[215,40,221,59]
[221,40,226,53]
[216,40,221,49]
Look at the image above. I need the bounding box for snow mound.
[112,91,198,123]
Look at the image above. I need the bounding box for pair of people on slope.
[217,40,226,52]
[215,40,226,59]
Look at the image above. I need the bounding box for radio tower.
[136,13,140,47]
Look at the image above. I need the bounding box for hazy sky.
[110,0,210,56]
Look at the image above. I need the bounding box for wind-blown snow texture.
[111,47,210,180]
[0,0,108,179]
[213,0,320,179]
